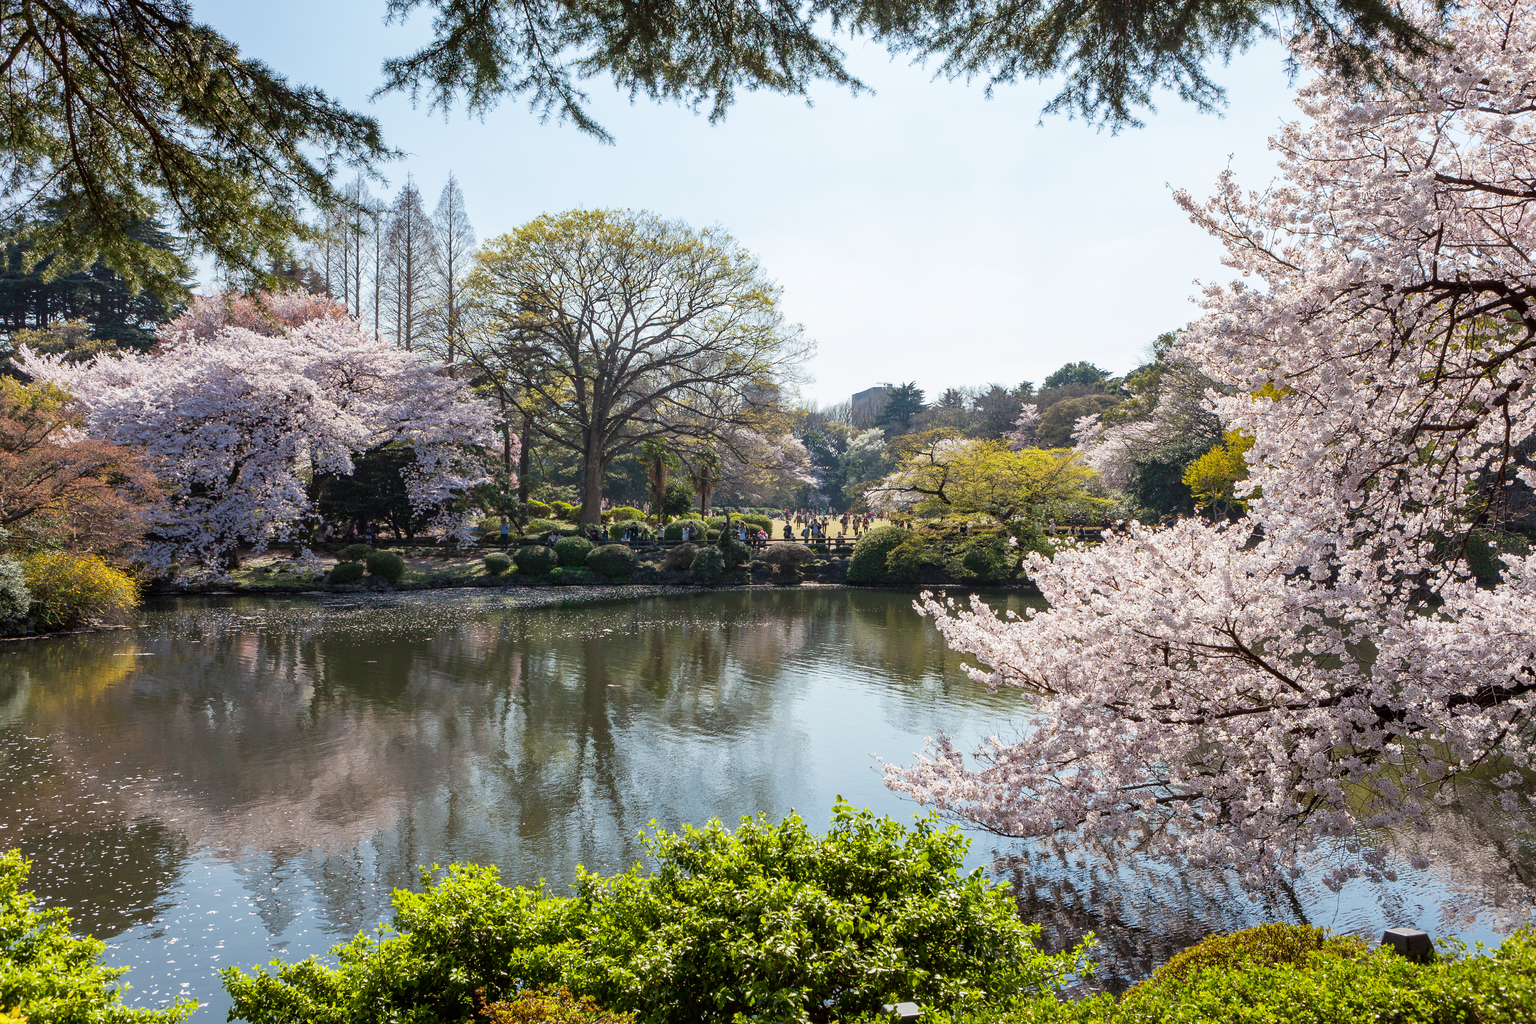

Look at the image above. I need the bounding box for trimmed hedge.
[554,536,595,567]
[847,526,912,583]
[515,545,560,576]
[966,923,1536,1024]
[329,561,366,584]
[483,552,513,576]
[550,501,578,521]
[338,543,372,563]
[365,549,406,583]
[586,544,637,577]
[607,506,645,522]
[690,545,726,581]
[661,543,697,571]
[663,518,708,541]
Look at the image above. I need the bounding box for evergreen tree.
[0,220,187,350]
[880,382,926,432]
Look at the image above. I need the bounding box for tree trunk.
[579,439,605,524]
[518,409,533,503]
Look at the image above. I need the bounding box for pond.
[1,587,1532,1019]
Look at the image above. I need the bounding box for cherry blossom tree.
[19,315,497,569]
[887,0,1536,888]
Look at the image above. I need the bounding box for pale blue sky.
[200,1,1299,405]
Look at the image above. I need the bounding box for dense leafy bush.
[222,803,1081,1024]
[968,924,1536,1024]
[586,544,636,577]
[329,561,366,584]
[524,500,551,518]
[22,552,138,628]
[554,536,595,567]
[483,552,513,576]
[689,545,726,581]
[550,501,578,520]
[526,519,579,538]
[739,514,773,532]
[515,545,560,576]
[847,526,912,583]
[608,521,653,541]
[1,849,190,1024]
[761,543,814,568]
[661,543,697,571]
[365,549,406,583]
[338,543,372,563]
[884,534,939,581]
[718,535,751,568]
[0,556,31,633]
[663,518,708,541]
[607,506,644,522]
[957,539,1013,582]
[481,987,635,1024]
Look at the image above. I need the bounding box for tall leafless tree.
[380,178,437,351]
[428,173,476,372]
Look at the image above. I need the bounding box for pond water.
[0,587,1532,1019]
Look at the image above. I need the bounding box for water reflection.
[0,588,1529,1017]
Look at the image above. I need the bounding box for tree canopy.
[463,209,811,523]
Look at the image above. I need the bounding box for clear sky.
[198,1,1300,406]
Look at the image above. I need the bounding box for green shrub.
[661,543,697,571]
[690,545,726,581]
[483,552,513,576]
[524,500,551,518]
[762,543,815,568]
[515,545,560,576]
[958,539,1013,582]
[222,802,1082,1024]
[607,506,645,522]
[551,501,578,521]
[329,561,366,584]
[662,518,708,541]
[963,924,1536,1024]
[705,529,720,542]
[608,521,653,541]
[338,543,372,562]
[481,986,635,1024]
[554,536,595,567]
[526,518,579,538]
[847,526,912,583]
[739,514,772,532]
[0,556,31,633]
[1,849,191,1024]
[704,515,728,530]
[718,535,751,569]
[365,549,406,583]
[884,534,939,581]
[22,551,138,628]
[586,544,637,577]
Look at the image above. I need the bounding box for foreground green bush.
[514,545,560,576]
[22,551,138,628]
[971,923,1536,1024]
[222,803,1080,1024]
[554,536,595,567]
[606,506,645,522]
[365,549,406,583]
[0,556,31,634]
[337,543,372,563]
[586,544,637,577]
[1,849,191,1024]
[329,561,365,584]
[690,544,726,581]
[483,552,513,576]
[847,526,911,583]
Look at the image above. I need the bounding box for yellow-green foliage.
[963,923,1536,1024]
[22,551,138,628]
[480,987,635,1024]
[0,849,191,1024]
[1182,430,1256,516]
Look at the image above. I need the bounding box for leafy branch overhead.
[380,0,1444,135]
[0,0,393,298]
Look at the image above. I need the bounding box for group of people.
[779,509,880,543]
